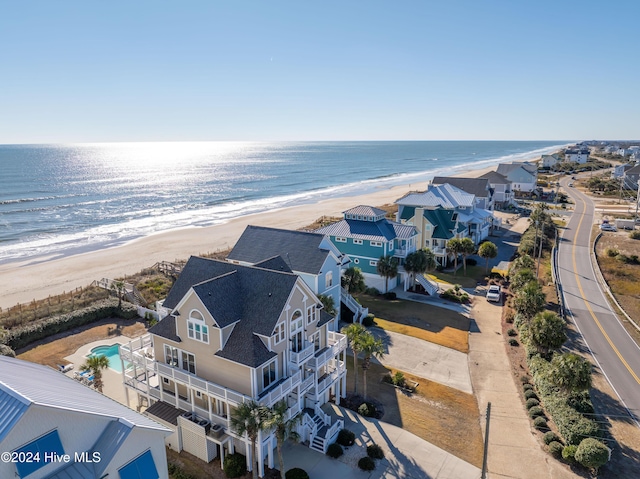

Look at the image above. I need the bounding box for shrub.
[534,417,548,430]
[0,344,16,357]
[466,258,478,266]
[562,445,578,464]
[391,371,406,388]
[362,314,375,328]
[509,338,519,346]
[365,287,380,296]
[505,310,515,323]
[2,299,137,350]
[367,444,385,459]
[223,453,247,478]
[575,438,610,472]
[523,383,534,391]
[528,406,544,418]
[507,328,517,336]
[548,441,564,457]
[285,468,310,479]
[567,391,595,415]
[524,389,538,400]
[383,292,397,300]
[168,462,198,479]
[630,230,640,240]
[526,398,540,409]
[326,443,343,458]
[358,402,376,417]
[358,456,376,471]
[336,429,355,447]
[543,431,561,445]
[605,247,619,257]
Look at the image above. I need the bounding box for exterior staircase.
[416,274,439,296]
[340,287,369,323]
[303,406,343,454]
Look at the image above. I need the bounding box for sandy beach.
[0,164,505,308]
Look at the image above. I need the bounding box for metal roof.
[432,177,491,198]
[343,205,387,217]
[0,356,169,433]
[396,183,474,209]
[479,170,511,185]
[316,218,417,241]
[0,387,29,443]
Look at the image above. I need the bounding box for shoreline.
[0,161,528,308]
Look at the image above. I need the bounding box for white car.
[486,285,502,303]
[600,223,617,232]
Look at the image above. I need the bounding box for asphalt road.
[557,178,640,424]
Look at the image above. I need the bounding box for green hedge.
[2,299,138,350]
[529,356,600,445]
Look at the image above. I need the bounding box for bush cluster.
[2,299,138,350]
[367,444,385,460]
[507,328,518,337]
[440,288,470,303]
[362,313,375,327]
[548,441,564,457]
[365,287,380,296]
[524,389,538,400]
[630,230,640,240]
[223,453,247,478]
[285,468,310,479]
[528,406,544,418]
[358,456,376,471]
[326,443,343,458]
[358,402,377,417]
[534,416,548,429]
[543,431,561,445]
[562,445,578,464]
[574,438,610,472]
[168,462,197,479]
[336,429,355,447]
[525,398,540,409]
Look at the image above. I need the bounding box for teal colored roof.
[399,206,415,221]
[423,208,457,240]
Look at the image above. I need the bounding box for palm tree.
[446,238,463,275]
[317,294,336,317]
[513,281,546,320]
[230,401,270,479]
[341,267,366,295]
[478,241,498,274]
[404,250,429,291]
[550,353,592,394]
[264,400,301,479]
[423,247,437,272]
[110,280,125,309]
[459,237,476,276]
[529,311,567,358]
[359,332,385,400]
[341,323,367,394]
[376,255,398,293]
[82,354,110,393]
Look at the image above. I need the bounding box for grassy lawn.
[429,265,486,288]
[346,358,483,468]
[357,296,469,353]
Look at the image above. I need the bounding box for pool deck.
[64,335,134,406]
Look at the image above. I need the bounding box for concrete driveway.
[370,328,473,394]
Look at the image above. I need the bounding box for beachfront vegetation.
[1,299,137,350]
[264,400,301,479]
[376,255,398,292]
[404,249,436,290]
[478,241,498,273]
[82,354,110,393]
[341,267,366,294]
[341,323,367,394]
[230,401,269,479]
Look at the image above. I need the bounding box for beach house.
[120,256,347,477]
[479,170,514,209]
[496,162,538,195]
[0,356,170,479]
[564,146,590,164]
[315,206,419,293]
[541,154,560,169]
[395,183,494,248]
[431,176,494,210]
[226,225,366,324]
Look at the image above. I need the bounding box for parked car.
[486,285,502,303]
[568,183,574,187]
[600,223,618,232]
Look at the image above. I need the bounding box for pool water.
[89,344,129,373]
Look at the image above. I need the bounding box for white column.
[268,435,274,468]
[257,429,265,477]
[335,379,341,406]
[245,437,252,472]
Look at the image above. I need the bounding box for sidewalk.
[468,293,579,479]
[282,405,482,479]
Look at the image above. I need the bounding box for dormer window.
[188,310,209,344]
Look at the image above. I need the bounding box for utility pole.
[481,402,491,479]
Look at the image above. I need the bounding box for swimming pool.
[89,344,128,373]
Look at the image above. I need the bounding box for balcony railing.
[308,331,346,370]
[393,244,416,258]
[290,342,314,367]
[258,370,302,408]
[299,375,314,394]
[120,334,154,368]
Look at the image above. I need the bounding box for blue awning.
[15,430,65,478]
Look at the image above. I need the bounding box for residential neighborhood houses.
[2,155,563,479]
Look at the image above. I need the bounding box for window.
[187,310,209,344]
[335,236,347,243]
[262,361,276,389]
[370,241,382,247]
[425,224,431,231]
[388,240,394,250]
[196,390,202,398]
[181,351,196,374]
[306,305,315,324]
[118,450,159,479]
[325,271,333,288]
[353,239,363,245]
[163,377,170,385]
[273,323,285,344]
[353,258,360,264]
[370,260,378,266]
[165,345,179,367]
[14,430,65,478]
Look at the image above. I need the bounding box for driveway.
[370,328,473,394]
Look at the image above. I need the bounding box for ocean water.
[0,141,567,263]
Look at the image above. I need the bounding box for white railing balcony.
[299,375,314,394]
[308,332,347,370]
[258,370,302,408]
[120,334,154,367]
[393,244,416,258]
[285,401,302,421]
[290,342,314,367]
[432,247,447,256]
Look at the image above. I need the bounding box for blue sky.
[1,1,638,143]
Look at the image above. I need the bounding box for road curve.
[557,178,640,423]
